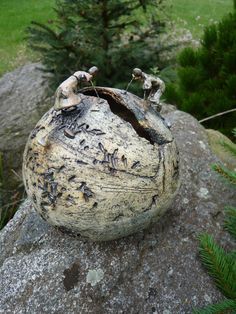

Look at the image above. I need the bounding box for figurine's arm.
[143,76,152,90]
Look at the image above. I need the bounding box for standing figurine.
[131,68,165,111]
[54,66,98,111]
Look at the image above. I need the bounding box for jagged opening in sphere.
[81,88,154,145]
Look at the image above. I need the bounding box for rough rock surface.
[0,63,51,191]
[0,108,235,314]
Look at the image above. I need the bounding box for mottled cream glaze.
[23,87,180,241]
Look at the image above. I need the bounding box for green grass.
[0,0,234,76]
[0,0,55,76]
[167,0,234,39]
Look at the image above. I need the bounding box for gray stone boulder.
[0,63,51,192]
[0,108,235,314]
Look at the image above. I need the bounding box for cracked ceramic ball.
[22,87,180,241]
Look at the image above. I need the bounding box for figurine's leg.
[144,89,151,101]
[148,89,162,111]
[149,89,161,104]
[143,90,147,100]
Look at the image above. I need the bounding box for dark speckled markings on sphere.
[22,87,180,241]
[64,128,75,139]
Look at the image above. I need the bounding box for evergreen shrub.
[27,0,167,92]
[165,6,236,135]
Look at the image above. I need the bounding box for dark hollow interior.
[82,89,154,145]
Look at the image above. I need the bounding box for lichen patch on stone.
[86,268,104,286]
[197,187,209,199]
[199,140,206,150]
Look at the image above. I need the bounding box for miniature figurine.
[54,66,98,111]
[132,68,165,111]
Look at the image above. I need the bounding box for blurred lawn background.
[0,0,55,75]
[168,0,233,38]
[0,0,233,76]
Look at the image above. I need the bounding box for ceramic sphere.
[22,87,179,241]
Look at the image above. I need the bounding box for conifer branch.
[26,0,168,91]
[193,299,236,314]
[224,206,236,240]
[212,164,236,186]
[198,234,236,300]
[219,140,236,159]
[227,250,236,260]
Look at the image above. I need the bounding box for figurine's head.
[132,68,143,80]
[88,66,99,77]
[77,73,87,82]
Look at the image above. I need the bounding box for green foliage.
[193,299,236,314]
[195,129,236,313]
[0,0,233,76]
[196,216,236,314]
[220,139,236,158]
[27,0,168,92]
[212,129,236,186]
[164,83,180,105]
[0,152,3,211]
[212,164,236,186]
[196,129,236,312]
[165,5,236,135]
[0,0,55,76]
[0,152,24,230]
[178,47,198,67]
[225,207,236,239]
[198,233,236,299]
[150,65,178,84]
[228,251,236,260]
[0,195,23,230]
[166,0,233,39]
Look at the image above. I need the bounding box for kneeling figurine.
[131,68,165,111]
[54,66,98,111]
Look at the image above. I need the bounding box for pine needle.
[196,127,236,313]
[212,164,236,186]
[232,129,236,138]
[224,207,236,240]
[227,251,236,260]
[198,234,236,299]
[193,299,236,314]
[219,140,236,159]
